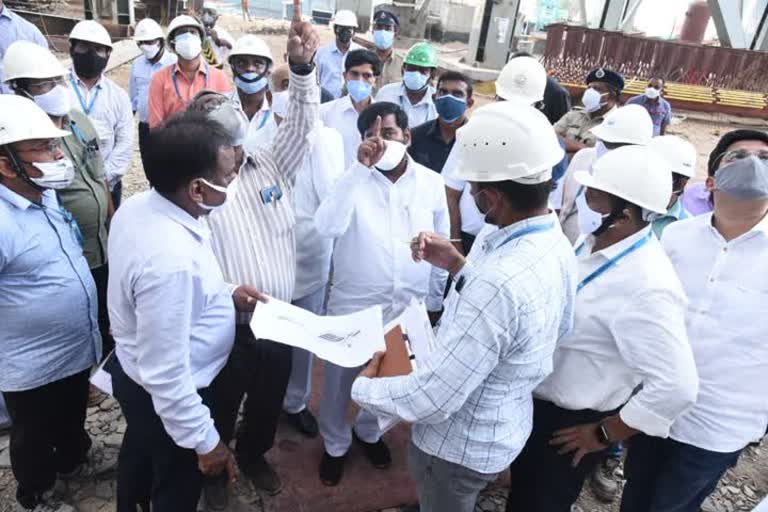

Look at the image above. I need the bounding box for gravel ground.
[1,14,766,512]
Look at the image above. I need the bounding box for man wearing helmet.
[375,42,438,128]
[0,96,102,511]
[314,9,362,99]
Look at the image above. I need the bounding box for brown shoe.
[245,457,283,496]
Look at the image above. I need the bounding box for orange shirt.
[147,60,231,128]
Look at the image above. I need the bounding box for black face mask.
[336,28,354,44]
[72,49,108,79]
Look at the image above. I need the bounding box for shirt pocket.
[261,191,296,240]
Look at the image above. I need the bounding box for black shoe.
[244,456,283,496]
[319,452,346,487]
[353,431,391,469]
[202,475,229,511]
[285,409,319,438]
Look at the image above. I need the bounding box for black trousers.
[112,356,214,512]
[90,263,114,358]
[506,399,614,512]
[111,180,122,210]
[210,325,292,473]
[2,369,91,508]
[138,121,151,179]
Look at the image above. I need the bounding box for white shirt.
[229,90,278,155]
[321,95,373,171]
[375,83,437,128]
[69,71,134,188]
[442,145,486,236]
[292,122,345,300]
[558,147,599,244]
[314,158,450,322]
[129,50,177,123]
[663,213,768,452]
[108,189,235,454]
[315,41,362,99]
[535,228,699,438]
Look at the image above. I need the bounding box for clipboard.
[377,324,414,378]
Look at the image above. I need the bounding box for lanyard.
[257,109,271,130]
[70,75,100,115]
[171,63,209,102]
[497,221,555,250]
[576,232,651,293]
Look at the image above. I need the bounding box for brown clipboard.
[376,324,414,378]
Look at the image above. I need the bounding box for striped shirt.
[205,70,319,323]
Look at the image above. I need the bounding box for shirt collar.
[0,184,58,211]
[0,5,12,19]
[173,60,209,77]
[586,225,652,261]
[71,69,104,89]
[664,198,687,221]
[706,210,768,238]
[148,189,209,241]
[483,212,559,252]
[399,84,435,107]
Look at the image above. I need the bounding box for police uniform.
[372,10,402,90]
[554,68,624,148]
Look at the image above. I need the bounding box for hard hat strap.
[2,146,45,191]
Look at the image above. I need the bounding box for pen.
[404,239,463,244]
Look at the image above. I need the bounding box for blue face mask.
[434,95,467,123]
[347,80,373,103]
[235,72,268,95]
[373,29,394,50]
[403,70,428,92]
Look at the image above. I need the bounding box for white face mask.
[174,32,202,60]
[582,87,606,113]
[576,191,606,235]
[33,85,71,117]
[271,90,290,119]
[140,42,161,60]
[374,140,407,172]
[29,158,75,189]
[644,86,661,100]
[197,176,239,211]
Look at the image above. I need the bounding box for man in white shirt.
[321,49,381,170]
[375,42,438,128]
[108,111,260,511]
[201,4,235,69]
[314,101,450,486]
[68,20,134,208]
[129,18,177,172]
[506,145,699,512]
[621,129,768,512]
[228,35,278,154]
[314,9,361,99]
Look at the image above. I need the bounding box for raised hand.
[287,0,320,64]
[410,231,466,274]
[357,116,387,168]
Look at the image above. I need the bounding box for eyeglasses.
[15,139,62,156]
[720,149,768,165]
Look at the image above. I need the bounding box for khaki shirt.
[376,50,402,91]
[58,109,109,269]
[554,106,616,148]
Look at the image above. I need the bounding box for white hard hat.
[495,56,547,103]
[3,41,68,83]
[574,145,672,213]
[589,104,653,145]
[454,101,564,183]
[650,135,697,179]
[134,18,165,41]
[229,35,273,63]
[0,95,70,146]
[69,20,113,49]
[168,14,203,39]
[333,9,359,28]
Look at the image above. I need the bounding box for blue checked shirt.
[352,213,578,474]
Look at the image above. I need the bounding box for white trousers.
[283,286,327,414]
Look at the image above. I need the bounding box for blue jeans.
[621,434,742,512]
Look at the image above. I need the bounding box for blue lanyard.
[70,75,100,115]
[257,109,271,129]
[576,232,652,293]
[171,63,209,102]
[497,221,555,250]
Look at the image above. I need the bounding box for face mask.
[174,32,202,60]
[32,85,71,117]
[473,189,497,225]
[581,87,606,113]
[201,13,215,25]
[347,79,373,103]
[197,176,239,211]
[28,158,75,189]
[403,70,428,92]
[714,155,768,200]
[577,192,607,235]
[271,90,290,119]
[644,87,661,100]
[72,50,108,80]
[336,28,354,44]
[235,72,269,95]
[595,140,609,160]
[373,30,394,50]
[435,95,467,124]
[374,140,407,172]
[140,42,161,60]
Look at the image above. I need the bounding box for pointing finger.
[292,0,302,21]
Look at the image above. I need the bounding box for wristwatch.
[596,421,611,445]
[288,59,315,76]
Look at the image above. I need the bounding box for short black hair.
[436,70,473,98]
[144,111,231,194]
[480,180,553,212]
[649,76,666,85]
[708,129,768,176]
[357,101,409,137]
[344,49,381,76]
